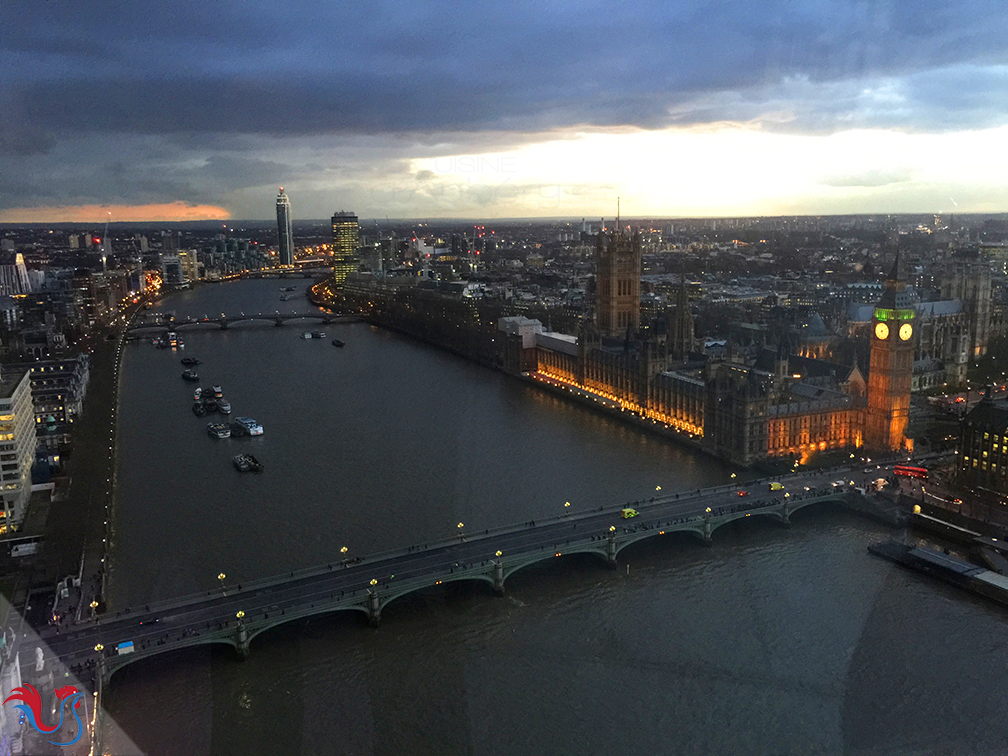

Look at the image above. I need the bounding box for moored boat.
[207,422,230,438]
[301,331,313,339]
[192,402,207,417]
[182,369,199,382]
[234,417,263,435]
[180,357,201,366]
[233,453,264,473]
[311,331,326,339]
[331,338,344,348]
[212,385,223,397]
[216,397,232,414]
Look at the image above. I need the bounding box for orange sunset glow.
[0,202,231,223]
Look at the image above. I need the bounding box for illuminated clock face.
[899,323,913,341]
[875,322,889,340]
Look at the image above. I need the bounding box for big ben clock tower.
[865,252,915,452]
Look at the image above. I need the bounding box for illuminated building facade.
[0,367,36,532]
[865,255,915,452]
[958,392,1008,494]
[0,253,31,296]
[177,249,199,282]
[276,188,294,266]
[595,224,641,336]
[331,211,360,286]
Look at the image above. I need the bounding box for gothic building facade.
[527,253,914,466]
[594,225,641,337]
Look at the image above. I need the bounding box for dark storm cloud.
[5,0,1008,139]
[4,0,1008,215]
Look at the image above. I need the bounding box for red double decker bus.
[893,464,928,480]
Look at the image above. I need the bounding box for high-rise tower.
[595,222,641,337]
[668,271,694,361]
[331,211,360,286]
[865,253,915,452]
[276,188,294,266]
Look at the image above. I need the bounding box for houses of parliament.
[530,224,915,466]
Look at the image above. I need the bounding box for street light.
[94,644,103,652]
[369,579,378,587]
[340,546,348,554]
[495,550,502,558]
[655,485,661,491]
[236,610,245,620]
[564,501,571,513]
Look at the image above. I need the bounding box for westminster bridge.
[26,463,905,693]
[126,312,358,332]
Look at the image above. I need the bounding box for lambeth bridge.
[126,312,357,332]
[29,464,902,691]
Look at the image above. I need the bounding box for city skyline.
[3,2,1008,222]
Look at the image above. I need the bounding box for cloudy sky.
[3,0,1008,222]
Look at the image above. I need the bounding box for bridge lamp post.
[458,522,465,541]
[89,599,98,617]
[564,501,571,515]
[236,610,245,620]
[218,572,226,596]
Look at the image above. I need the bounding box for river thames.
[101,280,1008,755]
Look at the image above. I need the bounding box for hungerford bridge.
[126,312,357,331]
[29,465,903,692]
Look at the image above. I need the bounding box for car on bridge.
[768,482,784,491]
[737,490,749,497]
[621,508,638,519]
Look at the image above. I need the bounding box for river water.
[102,280,1008,755]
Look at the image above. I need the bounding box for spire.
[887,247,901,283]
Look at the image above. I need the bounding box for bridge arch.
[501,543,611,586]
[101,637,239,683]
[246,603,371,644]
[377,573,498,615]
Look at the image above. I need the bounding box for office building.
[0,367,36,532]
[0,253,31,297]
[331,211,360,286]
[958,392,1008,494]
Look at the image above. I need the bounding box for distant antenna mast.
[102,212,111,272]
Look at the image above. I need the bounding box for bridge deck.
[127,313,357,331]
[26,464,906,687]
